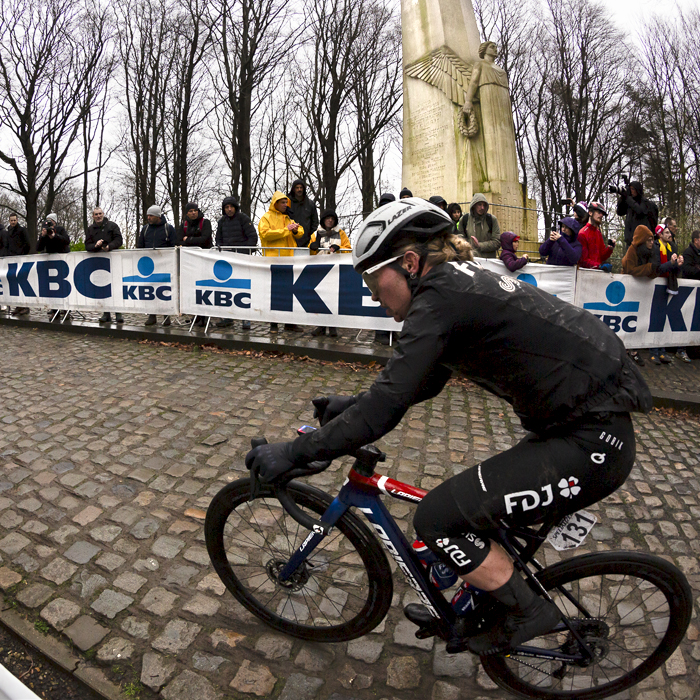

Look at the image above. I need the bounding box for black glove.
[245,442,296,484]
[309,240,320,251]
[329,244,340,253]
[312,395,357,426]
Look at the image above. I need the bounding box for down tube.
[349,490,456,622]
[278,494,351,582]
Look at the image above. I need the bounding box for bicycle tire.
[481,551,691,699]
[205,478,393,642]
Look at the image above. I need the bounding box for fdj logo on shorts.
[195,260,251,309]
[122,256,172,301]
[583,281,639,333]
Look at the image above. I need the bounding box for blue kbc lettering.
[270,264,386,317]
[195,260,250,309]
[122,257,171,302]
[7,258,111,299]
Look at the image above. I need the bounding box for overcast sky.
[606,0,695,38]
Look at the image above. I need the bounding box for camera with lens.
[43,220,55,231]
[608,184,627,196]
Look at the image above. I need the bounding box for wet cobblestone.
[0,324,698,699]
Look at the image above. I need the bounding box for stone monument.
[401,0,537,239]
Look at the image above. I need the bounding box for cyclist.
[246,198,652,655]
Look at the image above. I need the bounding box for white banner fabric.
[574,270,700,348]
[0,249,179,315]
[179,249,402,331]
[477,257,577,304]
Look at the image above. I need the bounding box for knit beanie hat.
[147,205,162,217]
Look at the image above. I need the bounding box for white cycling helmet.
[352,197,453,274]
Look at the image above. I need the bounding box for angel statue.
[405,40,519,186]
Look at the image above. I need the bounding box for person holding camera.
[612,179,658,250]
[5,214,31,316]
[578,202,615,270]
[539,216,582,267]
[37,214,71,321]
[85,207,124,324]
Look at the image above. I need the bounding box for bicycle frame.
[278,466,458,636]
[276,465,597,662]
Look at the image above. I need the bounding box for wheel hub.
[266,559,310,591]
[561,619,611,667]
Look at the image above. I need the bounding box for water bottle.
[411,540,458,590]
[451,581,485,616]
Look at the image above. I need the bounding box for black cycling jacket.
[291,260,651,464]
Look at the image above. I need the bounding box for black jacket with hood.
[616,181,658,248]
[2,223,30,256]
[287,179,318,248]
[215,197,257,252]
[85,219,123,252]
[682,242,700,280]
[136,216,176,249]
[289,260,651,466]
[177,209,212,248]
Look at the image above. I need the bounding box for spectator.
[499,232,528,272]
[399,188,413,199]
[258,191,305,332]
[288,179,318,248]
[5,214,30,316]
[37,218,71,322]
[214,196,256,330]
[649,225,683,365]
[682,229,700,280]
[578,202,614,270]
[447,203,462,234]
[0,219,7,312]
[615,180,658,249]
[664,217,678,243]
[429,196,448,211]
[85,207,124,324]
[137,205,176,327]
[572,200,589,226]
[309,209,350,338]
[178,202,212,249]
[539,217,582,267]
[378,193,396,207]
[621,225,654,278]
[458,193,501,258]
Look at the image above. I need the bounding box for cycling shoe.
[467,597,561,656]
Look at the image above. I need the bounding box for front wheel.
[482,551,692,700]
[205,479,393,643]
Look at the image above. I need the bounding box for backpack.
[459,212,494,237]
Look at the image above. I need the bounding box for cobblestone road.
[0,325,698,700]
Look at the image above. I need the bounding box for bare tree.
[0,0,112,248]
[351,0,402,216]
[209,0,295,215]
[116,0,177,220]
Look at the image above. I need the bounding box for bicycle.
[205,432,692,700]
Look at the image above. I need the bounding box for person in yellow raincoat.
[258,190,305,332]
[258,191,305,257]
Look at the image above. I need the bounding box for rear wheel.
[482,551,692,699]
[205,479,393,642]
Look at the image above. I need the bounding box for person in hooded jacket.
[377,193,396,208]
[309,209,351,338]
[288,180,318,248]
[428,196,448,212]
[37,217,71,321]
[499,232,528,272]
[539,217,582,266]
[213,197,256,330]
[615,181,658,249]
[85,207,124,324]
[682,230,700,281]
[178,202,212,249]
[446,203,462,235]
[458,193,501,258]
[137,205,176,327]
[259,191,306,332]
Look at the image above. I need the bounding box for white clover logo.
[436,538,450,548]
[558,477,581,499]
